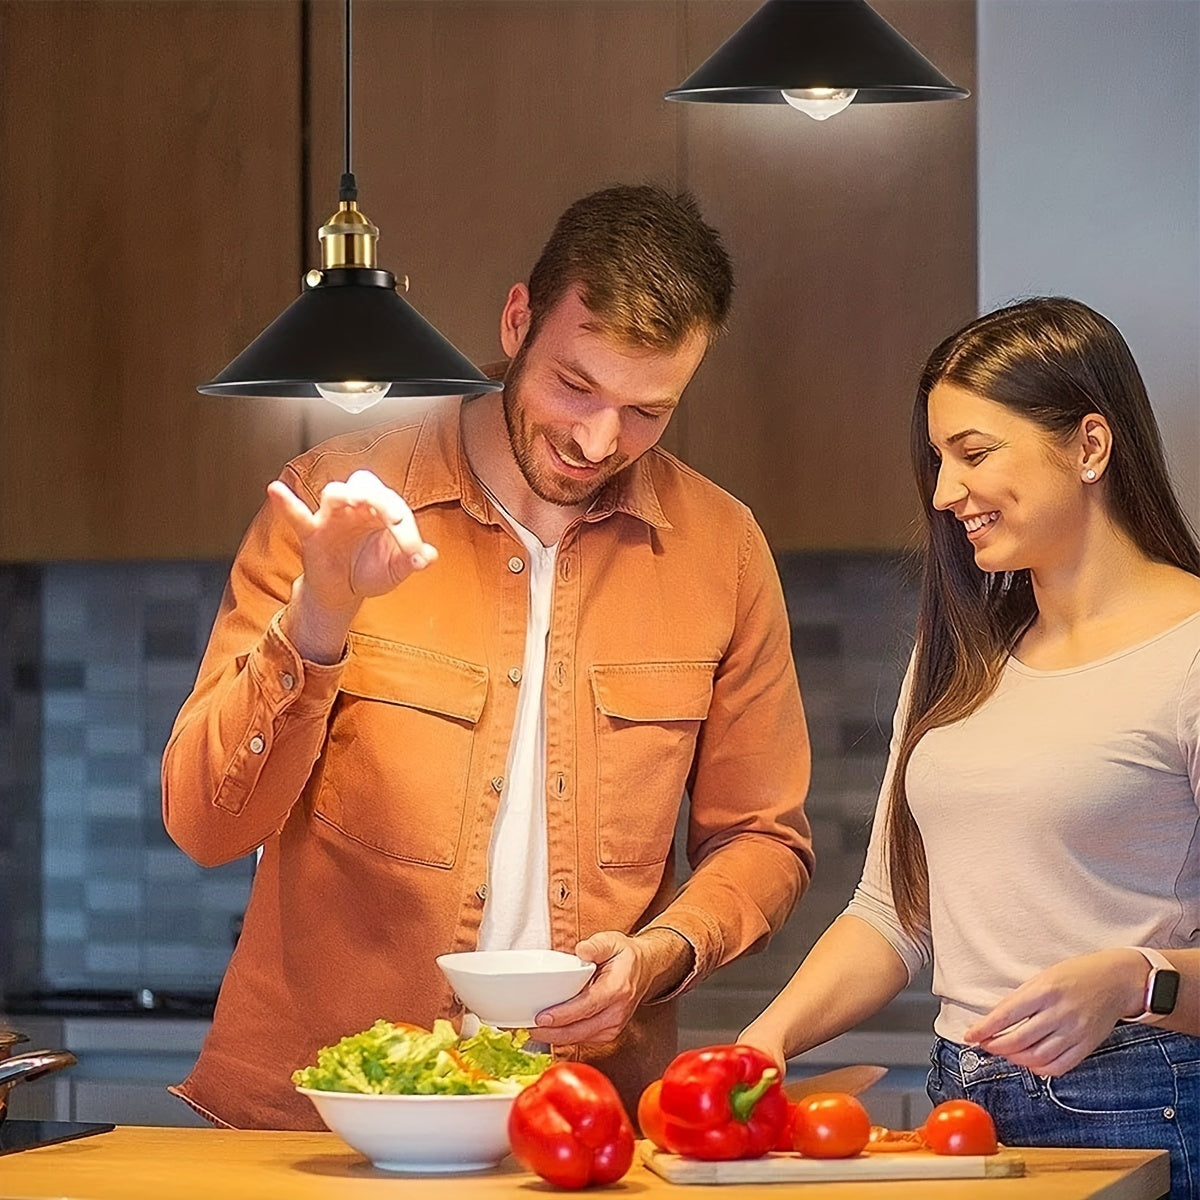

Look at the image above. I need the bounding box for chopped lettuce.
[291,1018,552,1095]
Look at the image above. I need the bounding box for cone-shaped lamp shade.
[665,0,968,105]
[198,267,501,398]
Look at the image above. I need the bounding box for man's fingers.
[266,479,318,535]
[341,470,436,567]
[345,469,409,523]
[534,1016,622,1046]
[535,988,606,1030]
[310,473,437,570]
[575,930,626,966]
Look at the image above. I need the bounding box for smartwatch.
[1125,947,1181,1025]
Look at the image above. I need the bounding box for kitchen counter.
[0,1126,1169,1200]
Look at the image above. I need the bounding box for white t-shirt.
[476,503,556,952]
[845,610,1200,1043]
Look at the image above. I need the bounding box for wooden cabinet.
[304,0,976,549]
[0,1,306,559]
[0,0,975,558]
[679,1,977,550]
[300,0,684,449]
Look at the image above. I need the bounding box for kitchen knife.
[782,1063,888,1100]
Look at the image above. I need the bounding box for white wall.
[978,0,1200,525]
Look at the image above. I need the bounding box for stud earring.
[1083,468,1097,481]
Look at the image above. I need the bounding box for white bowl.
[436,948,596,1027]
[297,1087,517,1173]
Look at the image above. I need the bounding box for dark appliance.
[0,1118,114,1156]
[4,988,218,1018]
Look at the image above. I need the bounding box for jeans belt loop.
[928,1039,944,1089]
[1018,1065,1043,1097]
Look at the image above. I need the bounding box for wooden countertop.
[0,1126,1168,1200]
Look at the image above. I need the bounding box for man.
[163,185,813,1129]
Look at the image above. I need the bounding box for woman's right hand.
[736,1021,787,1076]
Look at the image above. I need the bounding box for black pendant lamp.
[665,0,968,121]
[199,0,500,411]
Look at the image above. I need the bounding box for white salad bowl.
[297,1087,518,1173]
[436,948,596,1027]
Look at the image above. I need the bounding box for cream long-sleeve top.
[845,610,1200,1044]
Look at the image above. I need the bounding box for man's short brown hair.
[526,185,733,350]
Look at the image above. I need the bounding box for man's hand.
[962,948,1149,1076]
[531,928,694,1046]
[269,471,438,662]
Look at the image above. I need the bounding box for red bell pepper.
[657,1044,788,1160]
[773,1098,798,1151]
[508,1062,635,1189]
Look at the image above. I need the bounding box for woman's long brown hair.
[886,297,1200,937]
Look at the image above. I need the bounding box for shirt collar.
[403,397,672,531]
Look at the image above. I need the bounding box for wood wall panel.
[302,0,976,549]
[0,1,306,559]
[0,0,976,556]
[302,0,684,448]
[678,0,978,550]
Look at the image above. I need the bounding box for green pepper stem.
[729,1067,779,1123]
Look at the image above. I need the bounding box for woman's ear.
[500,283,533,358]
[1078,412,1113,482]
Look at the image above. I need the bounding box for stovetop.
[3,988,218,1018]
[0,1119,114,1156]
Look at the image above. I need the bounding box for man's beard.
[501,346,628,508]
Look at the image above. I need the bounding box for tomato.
[865,1125,925,1153]
[922,1099,999,1156]
[637,1079,671,1151]
[789,1092,871,1159]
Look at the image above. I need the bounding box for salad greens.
[291,1018,552,1096]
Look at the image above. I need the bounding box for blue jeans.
[928,1024,1200,1200]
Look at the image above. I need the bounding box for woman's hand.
[963,948,1148,1076]
[736,1021,788,1076]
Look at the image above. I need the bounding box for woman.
[741,297,1200,1197]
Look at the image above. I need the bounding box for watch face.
[1150,969,1181,1016]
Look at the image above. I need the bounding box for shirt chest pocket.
[314,635,488,867]
[590,662,717,868]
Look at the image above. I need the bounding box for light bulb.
[314,380,392,413]
[781,87,858,121]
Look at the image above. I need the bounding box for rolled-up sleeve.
[645,509,815,996]
[842,657,932,980]
[162,465,346,867]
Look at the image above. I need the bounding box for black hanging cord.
[338,0,357,201]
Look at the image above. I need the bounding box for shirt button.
[491,776,505,793]
[508,667,523,684]
[280,672,296,691]
[476,884,489,902]
[508,556,525,574]
[248,734,266,754]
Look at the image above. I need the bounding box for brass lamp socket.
[318,201,379,270]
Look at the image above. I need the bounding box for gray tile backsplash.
[32,562,251,991]
[1,551,921,1024]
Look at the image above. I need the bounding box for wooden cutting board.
[639,1142,1025,1185]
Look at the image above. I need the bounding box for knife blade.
[781,1063,888,1100]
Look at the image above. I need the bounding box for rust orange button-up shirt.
[163,398,813,1129]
